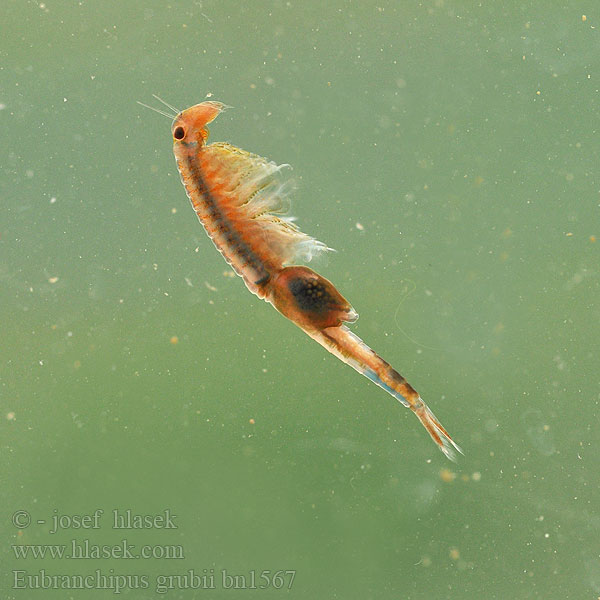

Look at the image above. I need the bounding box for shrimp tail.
[305,324,463,461]
[410,398,463,462]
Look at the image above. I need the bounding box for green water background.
[2,1,599,598]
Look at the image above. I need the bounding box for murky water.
[2,2,599,598]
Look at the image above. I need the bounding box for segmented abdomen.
[177,151,271,296]
[176,142,331,296]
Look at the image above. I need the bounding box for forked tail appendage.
[411,397,463,462]
[308,325,463,461]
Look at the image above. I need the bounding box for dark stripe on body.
[184,153,270,286]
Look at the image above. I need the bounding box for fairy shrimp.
[142,96,462,461]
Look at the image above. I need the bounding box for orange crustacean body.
[162,100,462,461]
